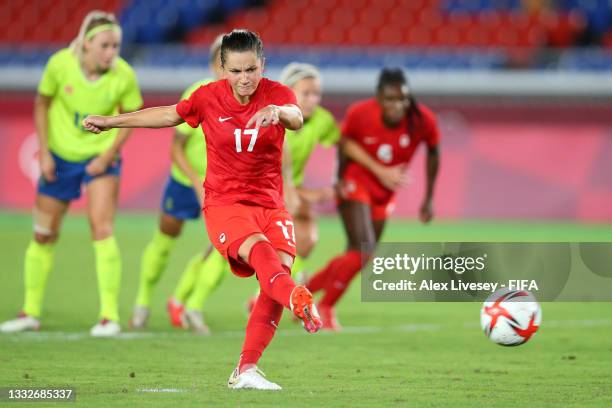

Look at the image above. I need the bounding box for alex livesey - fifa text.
[361,243,612,302]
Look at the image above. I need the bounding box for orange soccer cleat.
[290,286,322,334]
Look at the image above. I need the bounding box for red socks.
[317,250,364,308]
[238,240,297,373]
[307,255,344,294]
[239,291,283,373]
[248,241,295,309]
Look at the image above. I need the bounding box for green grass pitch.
[1,211,611,407]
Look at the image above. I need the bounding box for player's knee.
[34,231,58,244]
[90,221,113,241]
[298,239,315,258]
[237,234,269,262]
[348,237,375,252]
[33,208,59,243]
[159,214,183,237]
[296,224,318,258]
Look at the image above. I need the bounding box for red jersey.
[176,77,297,208]
[341,98,440,202]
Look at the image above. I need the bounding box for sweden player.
[0,11,143,337]
[130,35,228,334]
[279,62,340,277]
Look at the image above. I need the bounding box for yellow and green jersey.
[285,106,339,186]
[38,48,143,162]
[171,79,213,187]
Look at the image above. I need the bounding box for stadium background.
[1,0,611,221]
[1,1,611,406]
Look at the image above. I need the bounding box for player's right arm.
[340,138,406,191]
[82,105,183,133]
[171,130,205,206]
[34,93,56,181]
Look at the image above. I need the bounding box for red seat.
[346,25,375,45]
[317,25,347,45]
[376,25,405,46]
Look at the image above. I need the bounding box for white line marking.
[137,388,187,393]
[1,319,611,342]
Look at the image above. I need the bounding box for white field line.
[136,388,188,393]
[1,319,611,342]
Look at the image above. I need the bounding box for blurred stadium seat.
[0,0,611,70]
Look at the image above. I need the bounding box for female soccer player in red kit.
[82,29,322,390]
[307,68,440,330]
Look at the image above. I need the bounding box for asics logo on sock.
[270,320,278,328]
[269,272,287,284]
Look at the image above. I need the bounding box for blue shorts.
[161,176,201,220]
[37,152,121,201]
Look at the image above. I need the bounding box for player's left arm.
[420,109,441,223]
[420,145,439,223]
[246,104,303,131]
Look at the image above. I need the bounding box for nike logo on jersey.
[218,116,233,122]
[269,272,287,284]
[364,137,378,144]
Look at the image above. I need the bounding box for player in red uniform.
[82,29,322,390]
[307,68,441,330]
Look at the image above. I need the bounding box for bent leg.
[136,213,183,307]
[317,200,376,308]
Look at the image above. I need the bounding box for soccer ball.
[480,289,542,346]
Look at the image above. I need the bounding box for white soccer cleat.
[185,310,211,335]
[129,306,150,329]
[90,319,121,337]
[0,313,40,333]
[227,366,282,391]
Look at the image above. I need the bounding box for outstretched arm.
[82,105,184,133]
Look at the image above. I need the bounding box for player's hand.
[85,154,112,176]
[246,104,280,129]
[39,149,56,182]
[82,115,111,134]
[284,186,300,214]
[419,200,434,223]
[334,181,346,200]
[374,165,408,191]
[299,186,336,204]
[194,181,205,208]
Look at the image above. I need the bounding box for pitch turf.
[1,211,611,407]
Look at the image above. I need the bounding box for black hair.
[377,68,422,132]
[220,29,264,67]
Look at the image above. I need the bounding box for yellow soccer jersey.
[171,79,212,187]
[38,48,143,162]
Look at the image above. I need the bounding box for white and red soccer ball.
[480,289,542,346]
